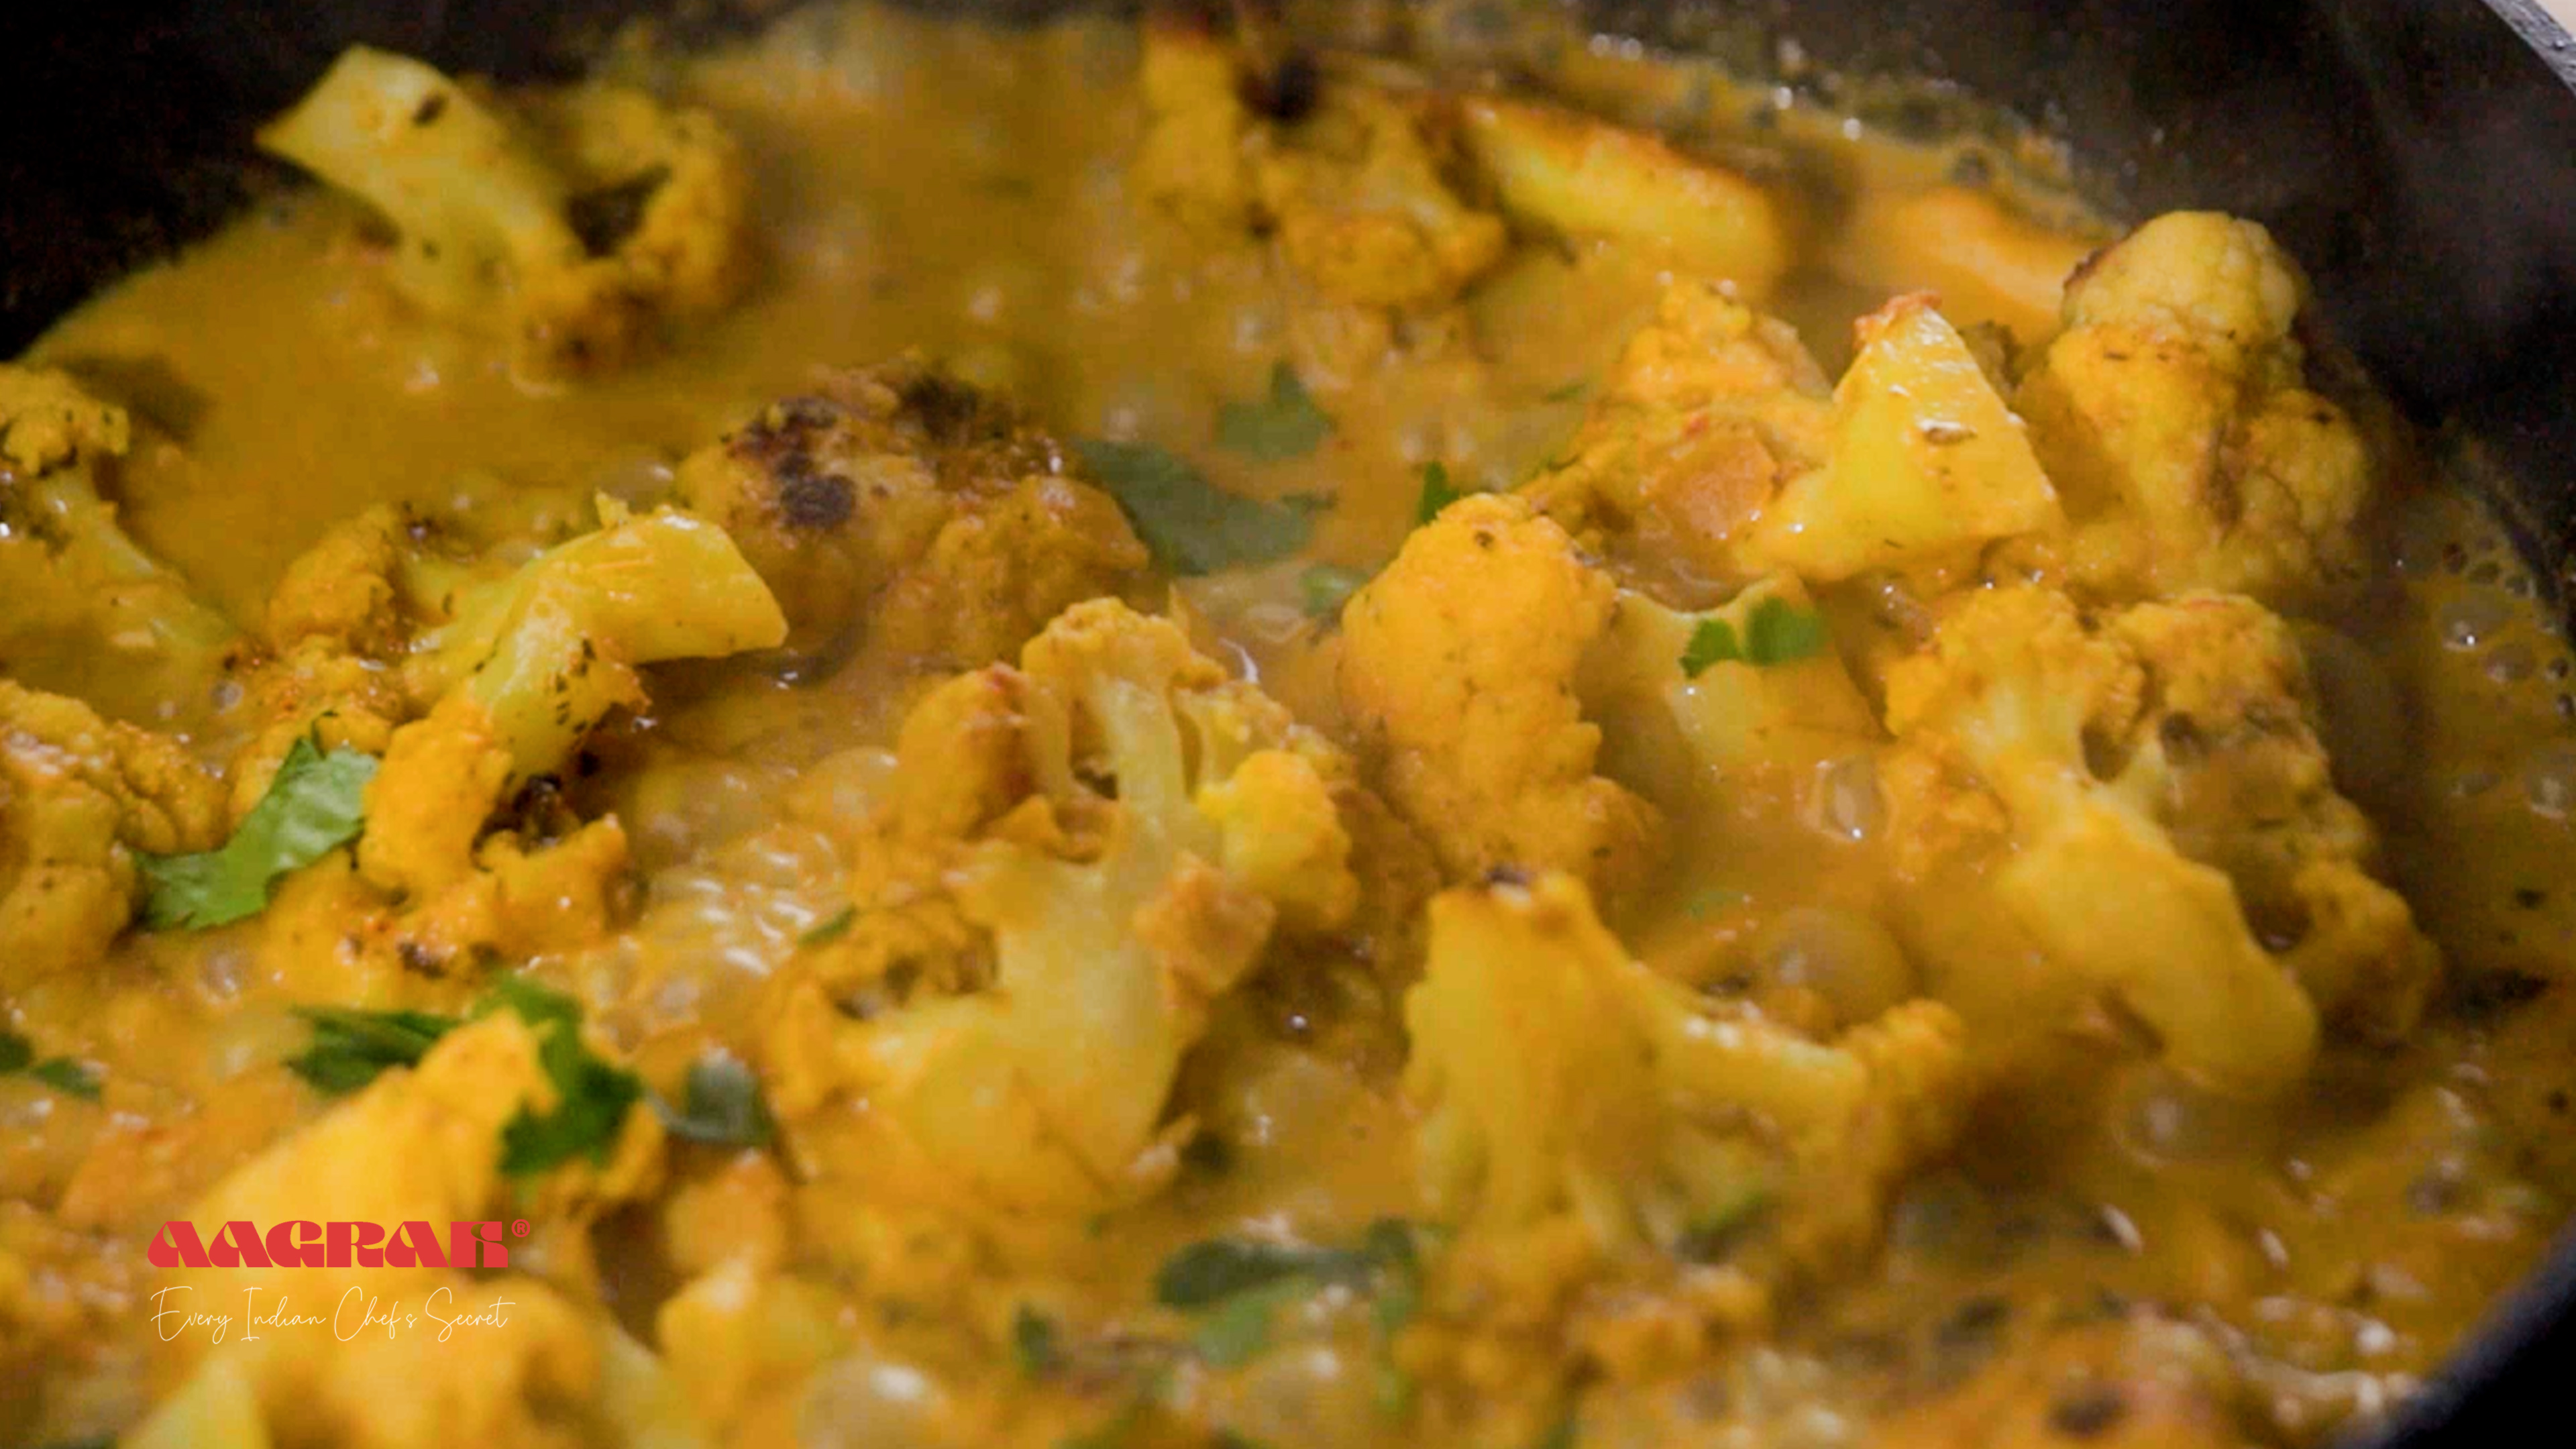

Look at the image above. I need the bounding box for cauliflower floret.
[1880,585,2438,1099]
[1578,574,1879,810]
[142,1012,653,1449]
[1136,28,1507,311]
[1338,492,1664,898]
[1456,95,1793,299]
[258,46,756,378]
[0,681,225,985]
[790,600,1367,1211]
[362,506,784,906]
[1746,294,2065,584]
[0,367,236,721]
[2102,594,2440,1042]
[2009,211,2381,607]
[673,358,1146,659]
[1518,278,1831,588]
[220,506,422,820]
[1403,871,1970,1270]
[1134,25,1258,229]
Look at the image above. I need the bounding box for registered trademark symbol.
[511,1218,531,1238]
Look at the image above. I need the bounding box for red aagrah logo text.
[148,1220,520,1271]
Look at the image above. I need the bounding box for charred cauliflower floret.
[1519,278,1833,587]
[138,1011,656,1449]
[0,682,225,985]
[2010,211,2381,607]
[2101,594,2442,1042]
[1339,492,1665,899]
[1456,95,1794,298]
[0,367,236,720]
[258,45,757,379]
[1404,871,1970,1271]
[783,600,1367,1211]
[364,505,783,898]
[1879,585,2438,1099]
[674,358,1147,659]
[1136,28,1506,311]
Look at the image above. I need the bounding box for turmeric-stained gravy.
[2,5,2570,1447]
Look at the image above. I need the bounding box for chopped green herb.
[1680,596,1832,677]
[1075,439,1314,576]
[1157,1221,1425,1371]
[1413,461,1466,526]
[477,978,644,1176]
[478,975,582,1032]
[0,1030,102,1099]
[1543,378,1591,403]
[1155,1238,1329,1308]
[653,1054,775,1148]
[1298,564,1371,619]
[1673,1185,1775,1263]
[1212,1433,1275,1449]
[1192,1277,1310,1367]
[279,983,639,1171]
[1012,1303,1061,1379]
[140,736,378,930]
[1534,1411,1580,1449]
[1217,361,1334,462]
[28,1058,101,1101]
[287,1006,461,1094]
[799,906,856,948]
[1282,490,1336,516]
[1680,619,1743,676]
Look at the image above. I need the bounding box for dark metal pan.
[3,1,2571,1442]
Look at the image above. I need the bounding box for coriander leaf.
[0,1031,103,1099]
[501,1032,641,1176]
[1155,1239,1328,1308]
[1674,1185,1775,1263]
[480,977,643,1175]
[1741,595,1831,665]
[1680,597,1831,677]
[1012,1304,1061,1379]
[1076,439,1313,576]
[1542,378,1590,403]
[1413,461,1465,526]
[1282,491,1336,516]
[287,1006,460,1094]
[1680,618,1743,676]
[653,1053,775,1147]
[800,906,855,947]
[1299,564,1371,620]
[140,737,377,930]
[1217,362,1334,462]
[1192,1277,1311,1368]
[28,1059,100,1100]
[1213,1434,1275,1449]
[1534,1412,1579,1449]
[476,975,583,1032]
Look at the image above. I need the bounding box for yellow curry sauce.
[3,5,2573,1447]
